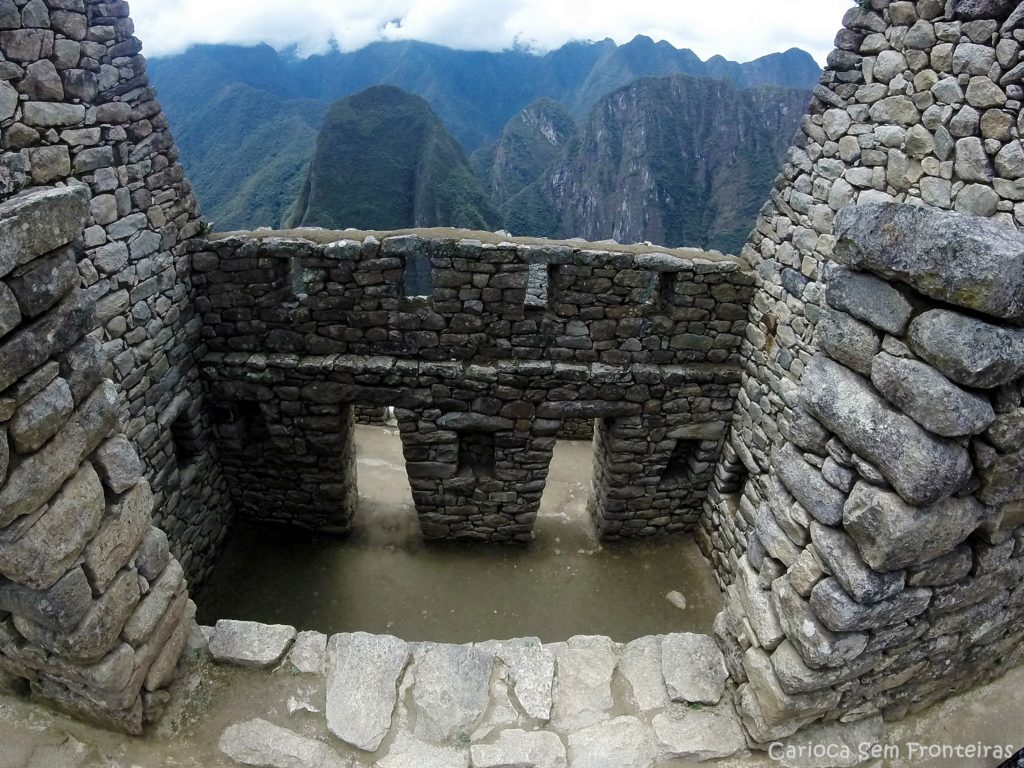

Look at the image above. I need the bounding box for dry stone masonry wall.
[704,0,1024,746]
[191,234,752,540]
[0,185,194,735]
[0,0,232,589]
[0,0,1024,751]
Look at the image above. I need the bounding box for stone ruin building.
[1,0,1024,763]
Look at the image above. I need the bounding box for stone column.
[0,188,193,734]
[400,408,553,542]
[717,204,1024,743]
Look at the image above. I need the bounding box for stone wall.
[705,0,1024,745]
[0,186,194,734]
[192,233,752,541]
[0,0,232,588]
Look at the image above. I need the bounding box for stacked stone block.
[0,0,233,589]
[191,234,751,542]
[0,186,193,734]
[201,349,741,542]
[712,201,1024,743]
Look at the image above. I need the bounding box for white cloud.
[130,0,851,65]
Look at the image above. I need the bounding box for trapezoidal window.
[458,431,497,479]
[659,438,701,487]
[171,410,203,470]
[210,401,270,445]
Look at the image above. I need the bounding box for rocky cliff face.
[503,75,809,253]
[287,86,499,231]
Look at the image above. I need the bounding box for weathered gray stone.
[817,308,880,377]
[0,283,19,339]
[801,356,973,505]
[378,733,468,768]
[741,647,841,740]
[908,310,1024,389]
[6,249,77,318]
[973,441,1024,505]
[0,289,94,395]
[325,632,410,752]
[15,568,140,663]
[287,630,327,675]
[769,641,874,695]
[755,501,803,566]
[773,444,846,526]
[619,636,667,712]
[652,709,746,762]
[121,560,184,646]
[219,718,351,768]
[0,565,91,632]
[91,435,143,493]
[834,203,1024,321]
[83,480,153,591]
[735,558,785,650]
[951,0,1016,21]
[411,642,494,742]
[476,638,555,721]
[471,730,566,768]
[661,633,727,706]
[0,186,89,280]
[552,638,617,731]
[9,375,73,454]
[907,546,974,587]
[772,578,869,670]
[57,336,106,404]
[134,527,170,581]
[209,620,296,669]
[810,522,905,604]
[870,353,996,437]
[566,716,651,768]
[844,481,992,571]
[825,267,913,335]
[0,461,103,590]
[0,380,118,527]
[809,577,931,632]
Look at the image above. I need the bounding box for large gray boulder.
[870,352,996,437]
[411,642,494,743]
[219,718,351,768]
[843,481,992,571]
[208,620,296,669]
[652,709,746,762]
[908,310,1024,389]
[810,522,905,604]
[0,186,90,280]
[326,632,410,752]
[470,730,566,768]
[661,633,728,705]
[834,203,1024,321]
[773,445,845,525]
[825,266,913,335]
[801,356,973,505]
[951,0,1017,21]
[809,578,931,632]
[772,577,869,669]
[566,716,652,768]
[817,308,880,376]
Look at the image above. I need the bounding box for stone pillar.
[400,409,553,542]
[592,415,726,539]
[0,188,193,734]
[210,383,358,535]
[716,204,1024,743]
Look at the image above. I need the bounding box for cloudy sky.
[130,0,850,65]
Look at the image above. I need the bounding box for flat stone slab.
[652,708,746,761]
[208,620,296,669]
[768,715,884,768]
[478,637,555,721]
[620,636,668,712]
[288,630,328,675]
[470,729,566,768]
[551,638,618,731]
[661,633,728,705]
[411,642,495,743]
[566,716,652,768]
[326,632,410,752]
[219,718,351,768]
[377,733,468,768]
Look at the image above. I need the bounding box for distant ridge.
[148,37,820,233]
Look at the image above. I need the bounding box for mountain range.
[148,37,820,249]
